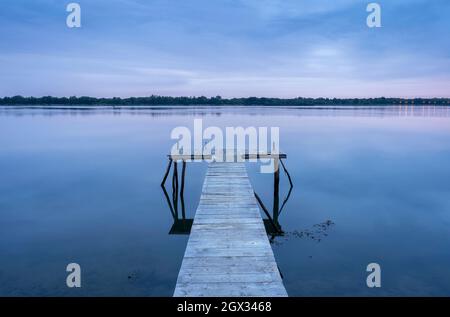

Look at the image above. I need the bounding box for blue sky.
[0,0,449,98]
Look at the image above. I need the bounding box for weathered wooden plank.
[177,272,282,284]
[174,282,288,297]
[174,162,287,297]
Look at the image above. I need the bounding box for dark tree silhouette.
[0,95,449,106]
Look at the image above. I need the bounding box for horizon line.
[2,95,450,100]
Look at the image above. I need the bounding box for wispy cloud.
[0,0,449,97]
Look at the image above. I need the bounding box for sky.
[0,0,449,98]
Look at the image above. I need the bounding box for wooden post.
[172,161,179,217]
[161,159,172,187]
[273,158,280,224]
[180,160,187,219]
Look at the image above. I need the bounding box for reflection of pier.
[254,158,293,242]
[161,160,193,235]
[161,152,292,297]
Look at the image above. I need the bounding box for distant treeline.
[0,95,449,106]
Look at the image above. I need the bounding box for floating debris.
[270,220,335,245]
[127,271,139,281]
[289,220,335,242]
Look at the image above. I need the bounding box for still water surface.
[1,105,450,296]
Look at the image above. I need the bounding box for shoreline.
[1,104,450,111]
[1,96,449,108]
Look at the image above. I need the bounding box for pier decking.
[174,162,287,297]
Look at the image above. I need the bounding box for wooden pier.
[173,162,287,297]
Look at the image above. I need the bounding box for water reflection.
[2,106,450,295]
[2,105,450,118]
[254,158,294,243]
[161,160,193,235]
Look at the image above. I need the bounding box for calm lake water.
[1,105,450,296]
